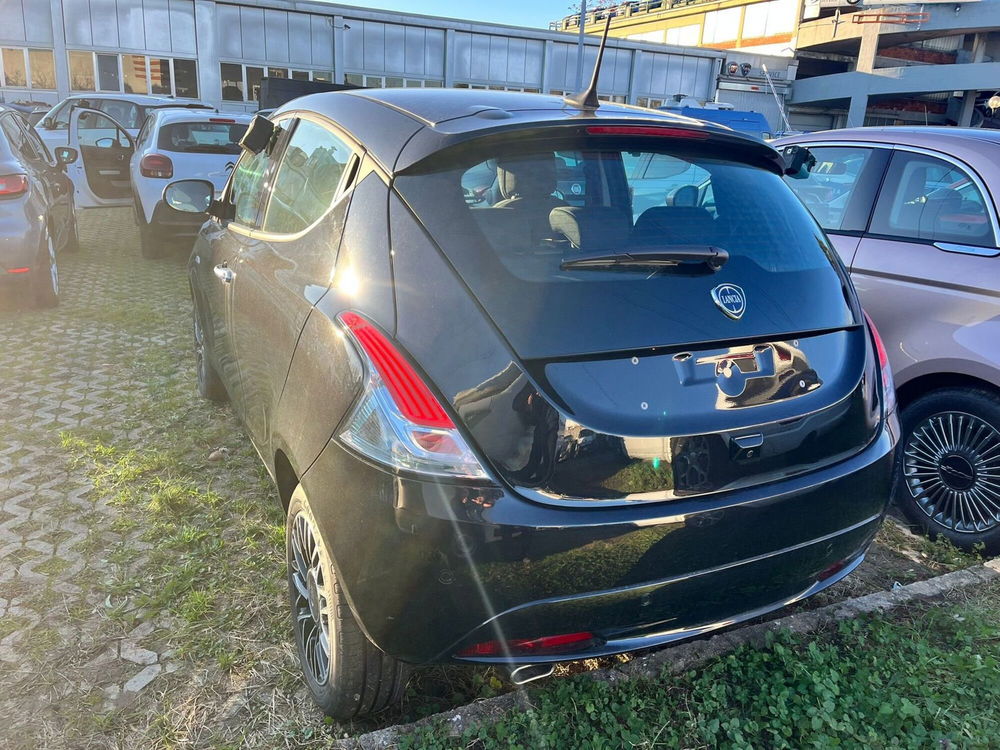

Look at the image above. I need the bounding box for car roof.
[64,92,184,106]
[150,109,253,125]
[274,88,779,174]
[776,126,1000,149]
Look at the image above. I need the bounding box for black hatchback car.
[171,89,898,719]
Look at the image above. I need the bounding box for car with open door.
[776,127,1000,554]
[62,107,134,210]
[171,88,897,720]
[0,105,78,308]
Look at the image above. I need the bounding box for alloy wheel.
[903,410,1000,533]
[289,510,332,686]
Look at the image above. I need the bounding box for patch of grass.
[877,517,982,572]
[402,585,1000,749]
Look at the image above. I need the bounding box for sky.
[322,1,580,29]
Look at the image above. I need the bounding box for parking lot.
[0,207,981,749]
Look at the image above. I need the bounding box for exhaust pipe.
[508,663,555,686]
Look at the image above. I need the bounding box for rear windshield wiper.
[560,245,729,272]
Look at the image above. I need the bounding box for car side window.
[97,100,140,130]
[16,117,53,164]
[0,114,26,154]
[229,148,273,228]
[870,152,995,247]
[783,146,873,232]
[260,118,354,235]
[77,110,131,148]
[48,100,73,130]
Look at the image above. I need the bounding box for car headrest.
[496,155,558,200]
[671,185,699,207]
[549,206,632,251]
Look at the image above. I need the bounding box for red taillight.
[0,174,28,197]
[585,125,709,139]
[6,267,31,274]
[140,153,173,179]
[338,312,454,429]
[457,632,597,658]
[863,311,896,413]
[209,118,236,123]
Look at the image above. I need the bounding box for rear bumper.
[299,413,898,665]
[148,201,206,239]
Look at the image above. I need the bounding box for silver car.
[776,127,1000,554]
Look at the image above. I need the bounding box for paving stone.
[0,209,188,747]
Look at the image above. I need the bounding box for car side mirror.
[239,115,275,155]
[42,116,56,130]
[164,179,214,214]
[54,146,77,166]
[783,145,815,179]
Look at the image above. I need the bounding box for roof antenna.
[563,14,612,111]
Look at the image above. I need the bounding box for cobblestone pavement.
[0,208,962,749]
[0,209,219,748]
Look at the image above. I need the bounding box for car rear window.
[397,139,840,282]
[394,135,856,357]
[157,121,247,154]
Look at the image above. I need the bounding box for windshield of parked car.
[157,121,247,154]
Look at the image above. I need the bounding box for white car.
[130,109,251,258]
[35,94,211,212]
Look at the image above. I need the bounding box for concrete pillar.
[443,28,455,88]
[541,40,554,95]
[48,0,69,100]
[193,1,219,108]
[847,93,868,127]
[971,32,987,63]
[333,16,346,84]
[855,25,880,74]
[958,91,977,127]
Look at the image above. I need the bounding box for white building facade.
[0,0,792,122]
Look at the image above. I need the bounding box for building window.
[221,63,244,101]
[28,49,55,89]
[68,50,95,91]
[149,58,171,95]
[1,48,27,87]
[96,53,120,91]
[344,73,363,86]
[174,59,198,98]
[666,24,701,47]
[703,7,741,44]
[220,64,331,101]
[246,66,263,101]
[123,54,148,94]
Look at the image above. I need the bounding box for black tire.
[895,387,1000,555]
[137,205,168,259]
[286,487,407,719]
[32,232,59,309]
[192,303,227,402]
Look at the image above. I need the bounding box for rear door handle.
[213,264,235,283]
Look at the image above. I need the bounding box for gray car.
[776,127,1000,553]
[0,105,78,309]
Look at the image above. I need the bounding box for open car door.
[66,107,134,209]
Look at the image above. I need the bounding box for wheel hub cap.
[904,411,1000,533]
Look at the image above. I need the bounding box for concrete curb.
[336,559,1000,749]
